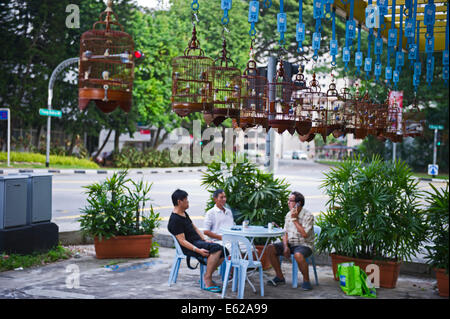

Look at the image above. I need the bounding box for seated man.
[168,189,225,293]
[266,191,315,291]
[203,189,235,243]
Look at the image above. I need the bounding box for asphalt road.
[50,159,440,232]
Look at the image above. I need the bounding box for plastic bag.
[337,262,376,298]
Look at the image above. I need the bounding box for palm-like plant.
[316,155,428,262]
[423,183,449,274]
[79,170,161,241]
[201,152,290,229]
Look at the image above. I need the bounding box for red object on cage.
[78,0,135,114]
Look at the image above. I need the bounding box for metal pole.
[392,142,396,162]
[46,57,79,167]
[7,109,10,167]
[433,129,438,165]
[266,56,277,173]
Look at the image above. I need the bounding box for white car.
[297,152,308,160]
[282,151,293,159]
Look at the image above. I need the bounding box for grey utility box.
[23,173,53,224]
[0,175,29,229]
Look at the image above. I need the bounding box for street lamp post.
[46,57,79,167]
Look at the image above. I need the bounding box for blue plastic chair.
[280,225,321,287]
[221,234,264,299]
[168,233,226,289]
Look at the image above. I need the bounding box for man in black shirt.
[168,189,225,293]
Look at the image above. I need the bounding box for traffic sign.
[428,164,439,176]
[39,108,62,118]
[0,110,8,120]
[429,124,444,130]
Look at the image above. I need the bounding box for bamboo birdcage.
[234,58,268,130]
[326,81,346,138]
[298,73,328,143]
[204,39,241,126]
[267,60,296,134]
[79,0,135,114]
[171,25,213,117]
[373,99,390,141]
[292,72,312,136]
[384,102,403,143]
[353,91,370,140]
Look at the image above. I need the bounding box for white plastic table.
[220,225,285,293]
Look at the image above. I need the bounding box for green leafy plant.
[423,183,449,274]
[79,170,161,241]
[201,152,290,230]
[316,155,428,262]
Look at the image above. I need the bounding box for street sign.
[429,124,444,130]
[428,164,439,176]
[0,110,8,120]
[39,108,62,118]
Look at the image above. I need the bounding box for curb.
[417,177,449,183]
[0,167,208,175]
[58,229,435,278]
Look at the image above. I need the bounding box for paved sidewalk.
[0,245,444,299]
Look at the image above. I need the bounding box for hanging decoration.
[424,0,436,88]
[330,7,338,66]
[393,4,404,90]
[78,0,135,113]
[444,3,449,83]
[296,0,306,53]
[355,23,363,76]
[171,1,214,117]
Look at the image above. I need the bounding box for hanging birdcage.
[234,57,268,130]
[366,98,378,136]
[402,99,425,138]
[353,91,370,140]
[78,0,135,113]
[384,102,403,143]
[267,60,296,134]
[326,81,346,138]
[373,99,390,141]
[297,73,328,143]
[203,38,241,126]
[292,72,312,136]
[171,25,213,117]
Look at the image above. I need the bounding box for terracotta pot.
[434,268,449,297]
[330,253,401,289]
[254,245,272,270]
[94,235,152,259]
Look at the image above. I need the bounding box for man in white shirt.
[203,189,235,243]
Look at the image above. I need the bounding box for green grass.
[0,152,99,169]
[0,245,73,272]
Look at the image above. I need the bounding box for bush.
[0,152,99,168]
[423,183,449,274]
[316,155,428,262]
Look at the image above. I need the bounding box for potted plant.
[423,183,449,297]
[316,156,428,288]
[201,153,290,269]
[79,170,161,259]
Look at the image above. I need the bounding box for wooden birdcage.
[353,91,370,140]
[78,0,135,113]
[297,73,328,143]
[366,98,378,136]
[402,99,425,138]
[384,102,403,143]
[326,81,346,138]
[171,25,213,117]
[234,58,268,130]
[204,39,241,126]
[267,60,296,134]
[292,72,312,136]
[373,99,390,141]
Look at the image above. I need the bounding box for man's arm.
[175,233,209,257]
[203,230,222,240]
[192,223,207,241]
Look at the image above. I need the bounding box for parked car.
[282,151,293,159]
[293,151,308,160]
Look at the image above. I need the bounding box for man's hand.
[197,248,210,257]
[283,245,290,259]
[291,204,301,219]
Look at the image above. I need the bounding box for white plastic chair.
[280,225,321,287]
[221,234,264,299]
